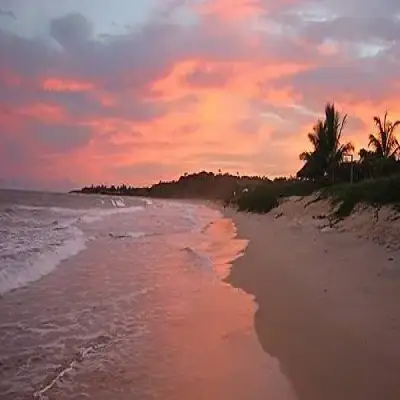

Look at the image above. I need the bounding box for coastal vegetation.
[323,176,400,218]
[76,103,400,217]
[231,104,400,215]
[298,103,354,182]
[74,172,268,201]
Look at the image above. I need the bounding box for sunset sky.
[1,0,400,190]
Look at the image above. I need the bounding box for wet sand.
[225,204,400,400]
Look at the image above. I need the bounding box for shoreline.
[223,202,400,400]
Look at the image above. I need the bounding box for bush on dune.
[236,186,279,213]
[323,175,400,218]
[234,180,325,213]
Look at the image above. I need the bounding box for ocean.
[0,190,295,399]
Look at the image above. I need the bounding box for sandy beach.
[225,197,400,400]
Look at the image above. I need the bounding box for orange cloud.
[151,59,309,102]
[42,78,95,92]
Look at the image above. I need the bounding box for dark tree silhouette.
[368,112,400,159]
[298,103,354,180]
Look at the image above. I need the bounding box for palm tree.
[368,112,400,158]
[323,103,354,181]
[299,120,325,162]
[299,120,327,179]
[298,103,354,181]
[359,148,374,162]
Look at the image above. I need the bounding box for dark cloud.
[262,0,400,48]
[0,30,53,79]
[32,123,92,153]
[50,13,93,50]
[323,0,400,17]
[0,10,318,99]
[274,50,400,107]
[0,9,15,19]
[302,16,400,44]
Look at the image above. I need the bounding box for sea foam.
[0,202,144,295]
[0,226,86,295]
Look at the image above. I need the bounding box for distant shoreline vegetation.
[71,171,270,201]
[74,103,400,217]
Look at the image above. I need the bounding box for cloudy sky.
[1,0,400,190]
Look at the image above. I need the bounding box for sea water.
[0,190,296,399]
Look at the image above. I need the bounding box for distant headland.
[70,171,270,201]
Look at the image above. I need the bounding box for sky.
[1,0,400,190]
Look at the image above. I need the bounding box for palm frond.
[383,111,388,131]
[307,133,318,148]
[370,113,400,158]
[337,114,348,142]
[373,116,384,135]
[368,134,382,152]
[299,151,312,161]
[389,120,400,135]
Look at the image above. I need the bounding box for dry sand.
[225,196,400,400]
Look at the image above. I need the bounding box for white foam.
[114,198,125,207]
[19,204,143,223]
[0,204,145,295]
[80,206,143,224]
[33,335,111,399]
[0,226,86,295]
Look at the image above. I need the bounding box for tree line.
[297,103,400,183]
[74,171,267,199]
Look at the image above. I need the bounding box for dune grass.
[233,175,400,218]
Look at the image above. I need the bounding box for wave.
[33,334,112,399]
[79,205,143,223]
[17,204,144,224]
[110,198,126,208]
[0,203,146,295]
[0,226,86,295]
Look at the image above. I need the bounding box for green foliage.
[77,172,268,200]
[323,176,400,218]
[234,180,324,213]
[236,186,279,213]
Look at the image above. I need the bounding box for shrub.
[323,175,400,218]
[233,179,325,213]
[236,186,279,213]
